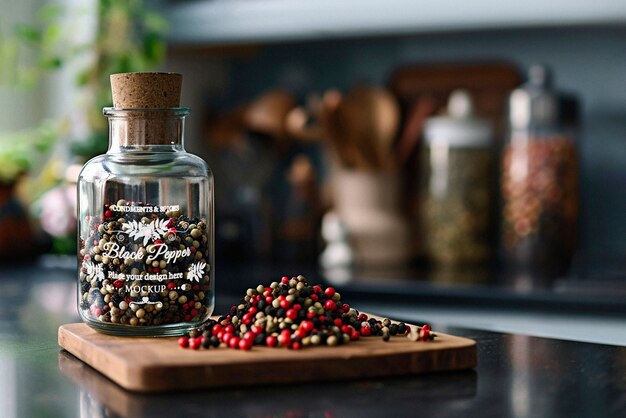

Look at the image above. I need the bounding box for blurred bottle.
[501,65,579,280]
[420,90,495,266]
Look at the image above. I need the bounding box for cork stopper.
[110,72,182,109]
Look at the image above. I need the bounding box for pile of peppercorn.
[178,275,435,351]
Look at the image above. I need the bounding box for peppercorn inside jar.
[419,90,495,266]
[501,65,579,279]
[77,72,214,336]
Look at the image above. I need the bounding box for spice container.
[501,65,578,277]
[77,72,214,336]
[419,90,494,265]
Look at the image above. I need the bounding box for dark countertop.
[1,259,625,418]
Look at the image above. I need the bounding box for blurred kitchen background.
[1,0,626,297]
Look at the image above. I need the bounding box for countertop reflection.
[1,258,625,417]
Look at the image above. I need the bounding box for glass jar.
[501,65,578,278]
[77,74,214,336]
[420,90,494,265]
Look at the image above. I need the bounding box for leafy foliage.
[0,120,60,184]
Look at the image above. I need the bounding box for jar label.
[79,201,211,326]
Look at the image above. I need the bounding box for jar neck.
[104,108,189,152]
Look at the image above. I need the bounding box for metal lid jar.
[419,90,494,266]
[501,65,579,279]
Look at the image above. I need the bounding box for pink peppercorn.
[279,330,291,347]
[178,336,189,348]
[239,339,252,351]
[189,337,201,350]
[324,300,337,311]
[360,326,372,337]
[229,337,240,349]
[266,336,278,347]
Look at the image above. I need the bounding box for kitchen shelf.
[155,0,626,45]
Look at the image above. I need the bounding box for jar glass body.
[419,141,495,265]
[77,108,214,336]
[500,127,578,277]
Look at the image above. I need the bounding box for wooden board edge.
[58,322,478,393]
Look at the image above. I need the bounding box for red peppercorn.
[360,325,372,337]
[189,337,202,350]
[419,324,432,341]
[193,284,200,291]
[279,330,291,347]
[286,309,298,320]
[154,239,163,245]
[291,341,302,350]
[266,336,278,347]
[324,300,337,311]
[334,318,343,327]
[280,299,291,310]
[239,339,252,351]
[104,210,112,218]
[357,313,368,321]
[224,325,234,334]
[350,331,360,340]
[178,336,189,348]
[293,303,302,311]
[310,294,319,302]
[251,325,263,334]
[222,332,233,344]
[190,309,198,317]
[341,325,351,334]
[324,287,336,297]
[266,296,274,304]
[113,280,124,288]
[243,332,256,342]
[281,276,289,284]
[166,282,176,290]
[306,311,316,319]
[313,285,322,294]
[294,329,307,339]
[248,306,258,315]
[184,314,191,321]
[229,337,240,349]
[301,320,314,332]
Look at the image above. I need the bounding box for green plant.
[72,0,168,159]
[0,120,60,184]
[1,1,168,169]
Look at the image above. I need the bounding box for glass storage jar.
[419,90,494,265]
[77,72,214,336]
[501,65,578,278]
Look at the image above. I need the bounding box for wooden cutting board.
[58,320,476,393]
